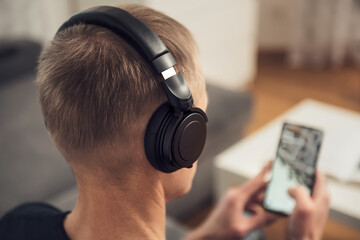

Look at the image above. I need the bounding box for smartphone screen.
[264,122,323,215]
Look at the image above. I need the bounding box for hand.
[287,170,330,240]
[185,161,277,240]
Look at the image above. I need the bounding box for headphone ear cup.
[145,103,178,172]
[171,108,207,169]
[145,103,207,173]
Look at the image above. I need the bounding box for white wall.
[147,0,259,90]
[73,0,260,90]
[258,0,289,50]
[0,0,73,44]
[0,0,259,90]
[0,0,146,44]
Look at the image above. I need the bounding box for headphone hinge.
[161,72,193,111]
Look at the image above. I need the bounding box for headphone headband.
[57,6,193,110]
[57,6,207,173]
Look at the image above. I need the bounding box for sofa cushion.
[0,75,76,215]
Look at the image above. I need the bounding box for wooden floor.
[182,52,360,239]
[245,52,360,136]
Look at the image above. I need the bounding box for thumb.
[288,186,312,209]
[288,186,308,199]
[288,186,299,199]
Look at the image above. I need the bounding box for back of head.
[37,5,204,170]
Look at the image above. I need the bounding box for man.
[0,4,330,240]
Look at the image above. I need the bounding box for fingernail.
[264,171,271,182]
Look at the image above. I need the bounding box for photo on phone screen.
[264,122,324,215]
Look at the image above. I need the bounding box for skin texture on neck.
[64,164,167,240]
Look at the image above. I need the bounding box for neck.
[64,170,166,240]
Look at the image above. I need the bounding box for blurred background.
[0,0,359,239]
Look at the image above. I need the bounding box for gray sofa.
[0,39,252,239]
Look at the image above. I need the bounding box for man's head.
[37,4,207,200]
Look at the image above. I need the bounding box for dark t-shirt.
[0,202,70,240]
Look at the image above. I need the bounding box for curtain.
[287,0,360,69]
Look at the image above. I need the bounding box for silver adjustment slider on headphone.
[161,67,176,80]
[152,52,193,110]
[161,71,193,110]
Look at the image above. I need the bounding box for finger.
[253,191,265,205]
[263,160,273,172]
[245,202,261,213]
[312,170,330,208]
[240,161,272,200]
[253,205,279,224]
[288,185,313,212]
[243,209,277,232]
[247,184,267,206]
[220,187,247,221]
[288,186,309,200]
[245,202,269,216]
[253,160,273,182]
[312,169,328,199]
[254,181,268,196]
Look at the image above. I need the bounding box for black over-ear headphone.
[57,6,208,173]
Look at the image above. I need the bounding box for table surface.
[214,99,360,228]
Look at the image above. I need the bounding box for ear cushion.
[145,103,177,172]
[145,102,207,173]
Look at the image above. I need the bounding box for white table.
[214,99,360,230]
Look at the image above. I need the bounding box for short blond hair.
[37,5,203,154]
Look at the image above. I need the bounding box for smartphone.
[264,122,324,215]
